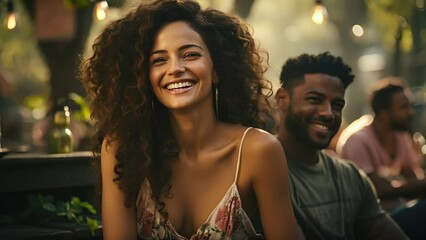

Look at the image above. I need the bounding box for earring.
[215,84,219,119]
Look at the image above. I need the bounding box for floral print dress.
[136,128,263,239]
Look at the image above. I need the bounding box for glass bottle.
[48,106,73,154]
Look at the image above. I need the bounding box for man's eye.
[332,104,344,112]
[332,102,345,112]
[307,97,321,103]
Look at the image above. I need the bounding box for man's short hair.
[279,52,354,90]
[369,77,406,114]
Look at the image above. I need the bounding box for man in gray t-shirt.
[275,52,408,239]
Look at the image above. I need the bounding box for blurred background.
[0,0,425,152]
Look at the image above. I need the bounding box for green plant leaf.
[26,193,99,233]
[42,203,56,212]
[76,215,83,223]
[68,92,91,122]
[71,196,81,204]
[56,212,67,217]
[38,194,55,204]
[86,217,99,236]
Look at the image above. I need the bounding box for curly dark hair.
[80,0,273,212]
[279,52,354,90]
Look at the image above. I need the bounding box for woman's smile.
[166,81,196,91]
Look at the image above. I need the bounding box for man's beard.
[284,107,333,150]
[390,119,412,132]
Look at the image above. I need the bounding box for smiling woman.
[148,21,215,112]
[79,1,299,239]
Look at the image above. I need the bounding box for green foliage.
[366,0,423,52]
[23,94,47,110]
[64,0,92,8]
[28,193,99,236]
[68,92,92,122]
[0,0,50,105]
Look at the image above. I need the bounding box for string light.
[312,0,328,25]
[6,0,17,30]
[416,0,425,9]
[352,24,364,37]
[94,1,109,21]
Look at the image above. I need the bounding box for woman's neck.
[169,107,219,158]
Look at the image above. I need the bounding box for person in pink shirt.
[340,115,423,184]
[339,78,426,239]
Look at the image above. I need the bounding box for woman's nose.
[167,57,185,75]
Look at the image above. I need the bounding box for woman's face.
[149,21,215,112]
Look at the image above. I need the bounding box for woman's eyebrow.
[150,44,204,56]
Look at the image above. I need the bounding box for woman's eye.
[183,52,201,59]
[151,57,166,65]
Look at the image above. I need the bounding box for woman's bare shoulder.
[101,136,119,153]
[101,137,120,167]
[238,127,288,188]
[236,127,285,172]
[244,128,282,153]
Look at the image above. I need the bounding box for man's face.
[388,91,415,131]
[285,73,346,150]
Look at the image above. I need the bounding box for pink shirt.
[340,125,421,178]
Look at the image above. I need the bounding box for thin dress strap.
[234,127,253,183]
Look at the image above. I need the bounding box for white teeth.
[166,81,194,90]
[313,123,328,130]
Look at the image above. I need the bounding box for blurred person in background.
[338,77,426,239]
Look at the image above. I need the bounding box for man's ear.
[275,87,289,110]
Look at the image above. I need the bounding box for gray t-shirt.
[288,151,388,240]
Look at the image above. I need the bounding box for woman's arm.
[101,139,138,240]
[247,130,300,240]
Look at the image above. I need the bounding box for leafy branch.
[28,193,100,236]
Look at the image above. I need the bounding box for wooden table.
[0,151,95,193]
